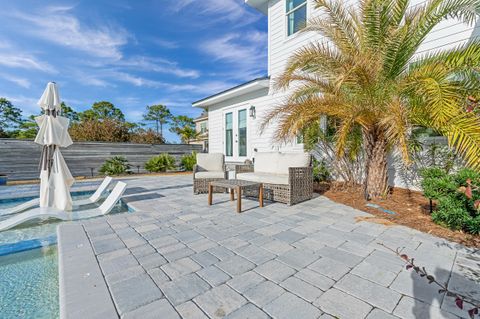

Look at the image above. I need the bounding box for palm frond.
[312,0,361,53]
[441,113,480,169]
[381,98,411,162]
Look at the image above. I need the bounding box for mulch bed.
[315,182,480,248]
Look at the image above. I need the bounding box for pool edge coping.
[57,224,118,319]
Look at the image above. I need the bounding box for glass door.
[224,108,248,161]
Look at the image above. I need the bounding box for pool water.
[0,192,129,247]
[0,246,59,319]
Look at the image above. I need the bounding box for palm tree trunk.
[363,128,389,200]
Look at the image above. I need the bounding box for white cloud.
[1,75,31,89]
[150,37,179,49]
[0,94,40,114]
[172,0,260,26]
[201,31,267,80]
[0,53,56,73]
[115,56,200,79]
[13,6,128,60]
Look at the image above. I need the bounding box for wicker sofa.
[235,152,313,205]
[193,153,228,194]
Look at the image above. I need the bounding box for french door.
[224,108,248,162]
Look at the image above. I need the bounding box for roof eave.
[245,0,268,15]
[192,77,270,108]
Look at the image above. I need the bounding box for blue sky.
[0,0,268,142]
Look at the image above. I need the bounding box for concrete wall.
[0,139,202,181]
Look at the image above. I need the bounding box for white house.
[193,0,479,186]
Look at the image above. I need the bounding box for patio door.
[224,108,248,162]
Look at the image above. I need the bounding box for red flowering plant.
[381,244,480,318]
[420,168,480,234]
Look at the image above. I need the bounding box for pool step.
[0,234,57,256]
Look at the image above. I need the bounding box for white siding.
[206,0,479,188]
[208,87,303,161]
[268,0,478,78]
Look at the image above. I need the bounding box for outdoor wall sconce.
[249,105,256,118]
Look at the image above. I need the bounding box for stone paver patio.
[49,175,480,318]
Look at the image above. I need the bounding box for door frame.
[223,105,249,162]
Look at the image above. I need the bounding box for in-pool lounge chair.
[0,176,113,217]
[0,181,127,232]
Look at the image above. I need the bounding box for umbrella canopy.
[34,82,74,211]
[38,82,61,112]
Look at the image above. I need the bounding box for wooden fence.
[0,139,202,181]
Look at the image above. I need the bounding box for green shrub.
[181,152,197,171]
[312,158,331,183]
[466,216,480,235]
[420,167,480,234]
[145,154,176,172]
[99,156,131,175]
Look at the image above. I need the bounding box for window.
[225,113,233,156]
[200,122,207,134]
[286,0,307,36]
[238,109,247,157]
[296,132,304,144]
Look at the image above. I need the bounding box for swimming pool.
[0,191,129,252]
[0,246,59,319]
[0,191,132,319]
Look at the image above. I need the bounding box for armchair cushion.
[254,152,310,175]
[196,153,224,172]
[277,152,311,175]
[194,171,225,179]
[237,172,289,185]
[254,152,280,174]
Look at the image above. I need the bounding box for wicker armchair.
[235,152,313,205]
[193,153,228,194]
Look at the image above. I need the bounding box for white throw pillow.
[254,152,280,174]
[197,153,224,171]
[276,152,311,174]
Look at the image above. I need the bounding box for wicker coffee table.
[208,179,263,213]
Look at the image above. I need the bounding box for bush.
[99,156,131,175]
[181,152,197,171]
[145,154,176,172]
[420,167,480,234]
[312,158,331,183]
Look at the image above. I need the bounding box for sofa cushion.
[197,153,224,172]
[237,172,289,185]
[276,152,311,175]
[254,152,281,174]
[195,171,225,179]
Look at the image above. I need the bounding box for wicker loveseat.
[235,152,313,205]
[193,153,227,194]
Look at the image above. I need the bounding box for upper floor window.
[286,0,307,36]
[200,122,207,134]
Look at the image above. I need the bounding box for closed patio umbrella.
[34,82,74,211]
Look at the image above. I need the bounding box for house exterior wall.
[208,87,304,159]
[267,0,478,78]
[204,0,479,187]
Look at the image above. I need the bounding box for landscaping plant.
[382,243,480,318]
[145,154,176,172]
[420,167,480,234]
[312,158,331,183]
[262,0,480,200]
[181,152,197,171]
[99,156,131,176]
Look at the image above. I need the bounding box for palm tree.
[178,126,200,144]
[262,0,480,200]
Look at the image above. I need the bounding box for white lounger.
[0,181,127,232]
[0,176,113,217]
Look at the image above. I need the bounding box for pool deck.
[13,175,479,319]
